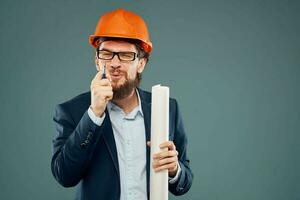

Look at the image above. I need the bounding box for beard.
[111,71,141,100]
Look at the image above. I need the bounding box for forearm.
[168,99,193,195]
[51,107,104,187]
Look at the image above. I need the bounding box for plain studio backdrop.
[0,0,299,200]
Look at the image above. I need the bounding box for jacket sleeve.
[169,99,194,195]
[51,104,104,187]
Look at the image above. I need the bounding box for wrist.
[168,165,178,177]
[90,106,104,117]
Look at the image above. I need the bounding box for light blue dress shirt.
[87,90,181,200]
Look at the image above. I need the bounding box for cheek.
[126,69,138,80]
[126,64,139,79]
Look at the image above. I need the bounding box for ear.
[137,58,147,73]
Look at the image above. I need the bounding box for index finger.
[159,141,176,150]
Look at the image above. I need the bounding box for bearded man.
[51,8,193,200]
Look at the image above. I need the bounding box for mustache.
[108,69,128,77]
[109,69,123,74]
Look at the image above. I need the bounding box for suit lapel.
[138,88,152,199]
[102,110,120,177]
[86,92,120,177]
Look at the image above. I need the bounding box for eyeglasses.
[97,50,139,61]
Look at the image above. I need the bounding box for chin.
[112,82,125,90]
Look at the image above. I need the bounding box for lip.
[111,74,122,81]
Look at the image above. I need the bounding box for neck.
[112,88,139,114]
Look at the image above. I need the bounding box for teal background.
[0,0,299,199]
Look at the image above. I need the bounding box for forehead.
[99,40,137,52]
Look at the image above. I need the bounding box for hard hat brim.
[89,34,152,54]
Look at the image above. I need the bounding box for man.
[51,8,193,200]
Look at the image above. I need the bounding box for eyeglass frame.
[96,49,140,61]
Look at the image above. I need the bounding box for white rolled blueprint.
[150,84,169,200]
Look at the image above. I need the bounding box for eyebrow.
[99,48,113,52]
[99,48,136,53]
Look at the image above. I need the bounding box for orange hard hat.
[89,8,152,53]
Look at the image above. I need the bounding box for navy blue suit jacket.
[51,88,193,200]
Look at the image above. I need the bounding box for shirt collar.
[107,88,144,118]
[136,88,144,117]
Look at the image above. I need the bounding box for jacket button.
[87,131,93,139]
[80,142,87,147]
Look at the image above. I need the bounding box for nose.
[109,54,121,69]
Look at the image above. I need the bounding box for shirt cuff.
[87,107,106,126]
[168,162,181,184]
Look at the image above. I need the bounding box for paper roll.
[150,84,169,200]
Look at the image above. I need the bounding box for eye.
[101,51,112,56]
[98,50,113,59]
[119,52,135,60]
